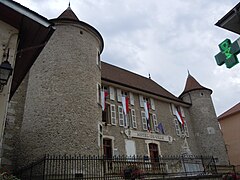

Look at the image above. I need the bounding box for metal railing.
[15,154,220,179]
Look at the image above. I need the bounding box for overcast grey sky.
[15,0,240,116]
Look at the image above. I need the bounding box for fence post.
[201,155,206,175]
[42,154,46,180]
[181,155,187,177]
[212,156,217,174]
[30,164,32,180]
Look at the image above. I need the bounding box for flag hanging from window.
[122,96,129,115]
[175,109,184,126]
[157,122,165,134]
[101,90,108,111]
[144,101,151,131]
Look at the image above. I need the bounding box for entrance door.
[149,143,159,170]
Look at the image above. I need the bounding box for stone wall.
[102,85,200,157]
[17,21,103,166]
[181,89,229,165]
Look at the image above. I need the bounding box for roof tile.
[57,6,79,21]
[101,62,182,103]
[180,74,212,97]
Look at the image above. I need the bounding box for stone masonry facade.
[1,6,229,169]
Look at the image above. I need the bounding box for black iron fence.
[15,154,225,180]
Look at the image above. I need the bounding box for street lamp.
[0,60,13,91]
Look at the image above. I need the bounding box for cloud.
[14,0,240,115]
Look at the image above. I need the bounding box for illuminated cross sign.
[215,38,240,68]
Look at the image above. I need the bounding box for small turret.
[180,73,229,165]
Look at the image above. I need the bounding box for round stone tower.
[179,73,229,165]
[18,5,104,164]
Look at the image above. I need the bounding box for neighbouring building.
[1,1,229,171]
[0,0,54,168]
[218,103,240,172]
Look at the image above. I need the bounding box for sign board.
[215,38,240,68]
[125,130,173,143]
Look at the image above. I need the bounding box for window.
[97,83,101,104]
[96,49,101,68]
[141,111,147,130]
[180,106,185,117]
[139,95,144,107]
[171,104,177,115]
[118,106,124,126]
[152,114,158,132]
[117,89,122,102]
[110,104,116,125]
[109,86,115,100]
[102,104,110,124]
[129,92,134,105]
[174,118,181,136]
[150,98,155,110]
[183,120,189,137]
[103,138,112,158]
[174,118,189,137]
[131,109,137,128]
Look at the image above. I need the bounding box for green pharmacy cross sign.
[215,38,240,68]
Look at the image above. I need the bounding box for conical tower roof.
[179,73,212,97]
[57,5,79,21]
[51,4,104,53]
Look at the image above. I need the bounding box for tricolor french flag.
[175,109,184,126]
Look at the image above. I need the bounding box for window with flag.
[110,104,116,125]
[141,111,147,130]
[139,95,155,110]
[118,106,124,127]
[174,118,181,136]
[102,103,110,124]
[100,85,109,111]
[131,109,137,129]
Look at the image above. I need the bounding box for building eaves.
[0,0,55,99]
[101,61,190,105]
[218,102,240,120]
[215,2,240,35]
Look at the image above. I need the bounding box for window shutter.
[150,98,155,110]
[141,111,147,130]
[131,109,137,128]
[184,120,189,137]
[110,104,116,125]
[118,106,124,127]
[97,83,101,103]
[139,95,144,107]
[109,86,115,100]
[180,106,185,117]
[171,104,177,115]
[174,118,181,136]
[129,92,134,105]
[117,89,122,102]
[152,114,158,132]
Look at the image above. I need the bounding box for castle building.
[1,3,229,170]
